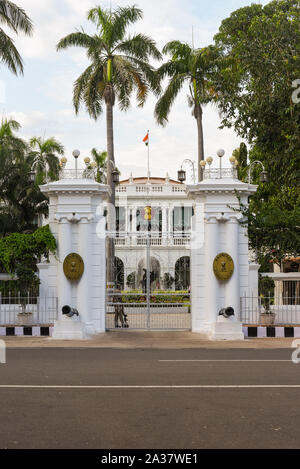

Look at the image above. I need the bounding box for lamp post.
[72,149,80,178]
[248,161,268,184]
[217,148,225,179]
[205,156,213,179]
[177,158,196,184]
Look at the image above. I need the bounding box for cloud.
[4,0,246,181]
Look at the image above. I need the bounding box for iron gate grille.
[106,231,191,330]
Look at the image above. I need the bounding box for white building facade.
[113,175,193,291]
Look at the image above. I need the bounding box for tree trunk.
[105,96,116,286]
[195,103,204,182]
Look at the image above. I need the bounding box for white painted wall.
[187,177,257,340]
[38,178,109,338]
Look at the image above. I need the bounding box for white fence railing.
[240,295,300,325]
[0,297,58,326]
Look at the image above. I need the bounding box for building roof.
[120,176,181,185]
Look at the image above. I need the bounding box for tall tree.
[155,41,218,181]
[0,0,33,75]
[28,136,64,184]
[57,4,161,283]
[214,0,300,185]
[0,144,48,237]
[214,0,300,267]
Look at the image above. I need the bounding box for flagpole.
[147,129,150,182]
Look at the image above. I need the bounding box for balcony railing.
[59,168,96,180]
[110,232,191,247]
[203,167,238,180]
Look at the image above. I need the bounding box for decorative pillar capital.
[54,213,94,223]
[54,214,69,223]
[204,215,218,223]
[228,213,245,223]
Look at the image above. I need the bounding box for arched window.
[175,256,190,290]
[114,257,124,290]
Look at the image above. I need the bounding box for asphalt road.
[0,347,300,449]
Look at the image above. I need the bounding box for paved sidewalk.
[1,331,296,348]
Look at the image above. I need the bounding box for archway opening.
[137,257,161,291]
[175,256,190,290]
[114,257,124,290]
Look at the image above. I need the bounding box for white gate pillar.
[77,218,93,332]
[225,216,240,318]
[205,216,219,325]
[57,218,73,313]
[39,177,110,339]
[187,168,257,340]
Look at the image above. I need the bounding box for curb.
[243,326,300,338]
[0,326,53,337]
[1,326,300,339]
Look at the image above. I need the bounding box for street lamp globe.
[217,149,225,158]
[72,149,80,159]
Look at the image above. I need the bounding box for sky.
[1,0,269,182]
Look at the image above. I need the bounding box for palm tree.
[0,117,27,160]
[0,0,33,75]
[57,5,161,283]
[28,136,64,184]
[91,147,107,183]
[0,142,48,237]
[155,41,218,181]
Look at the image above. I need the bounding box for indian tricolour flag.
[143,132,149,146]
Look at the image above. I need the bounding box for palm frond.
[87,6,113,46]
[154,74,186,126]
[0,0,33,35]
[156,59,187,82]
[0,27,23,74]
[162,40,192,59]
[114,33,162,61]
[57,31,97,51]
[110,5,143,47]
[120,54,161,95]
[83,65,105,119]
[73,64,95,114]
[41,138,64,155]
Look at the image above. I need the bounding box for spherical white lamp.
[72,149,80,159]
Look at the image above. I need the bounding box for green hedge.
[118,290,190,304]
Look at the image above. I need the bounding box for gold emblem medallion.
[143,206,152,221]
[63,253,84,281]
[213,253,234,281]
